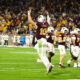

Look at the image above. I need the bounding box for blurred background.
[0,0,80,47]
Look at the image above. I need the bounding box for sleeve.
[71,36,76,39]
[35,22,39,29]
[47,15,51,25]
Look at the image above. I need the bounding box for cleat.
[68,64,70,67]
[59,64,65,68]
[74,63,77,68]
[47,65,53,73]
[78,64,80,68]
[74,65,77,68]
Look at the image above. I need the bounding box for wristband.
[28,12,30,15]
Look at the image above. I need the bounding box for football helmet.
[71,28,79,34]
[48,26,54,33]
[74,28,80,34]
[74,28,79,32]
[37,15,46,22]
[61,27,69,34]
[70,31,75,34]
[78,29,80,34]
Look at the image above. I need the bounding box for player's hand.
[28,10,31,14]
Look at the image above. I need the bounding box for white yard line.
[9,52,37,54]
[0,45,70,50]
[0,48,14,49]
[0,68,45,72]
[0,45,34,48]
[0,63,39,64]
[0,58,35,60]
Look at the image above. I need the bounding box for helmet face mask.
[78,29,80,34]
[78,31,80,34]
[65,30,68,34]
[37,15,46,22]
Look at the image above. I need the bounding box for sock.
[67,60,71,64]
[48,52,54,62]
[74,62,77,67]
[59,62,62,65]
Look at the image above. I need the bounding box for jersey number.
[40,28,47,35]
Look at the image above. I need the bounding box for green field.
[0,47,80,80]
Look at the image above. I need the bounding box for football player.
[67,28,80,67]
[77,29,80,67]
[28,10,53,73]
[46,26,55,64]
[57,27,68,68]
[36,11,51,63]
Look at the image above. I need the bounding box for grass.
[0,46,80,80]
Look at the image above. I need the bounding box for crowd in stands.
[0,0,79,46]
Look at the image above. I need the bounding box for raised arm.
[45,11,51,25]
[27,10,36,25]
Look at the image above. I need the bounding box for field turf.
[0,47,80,80]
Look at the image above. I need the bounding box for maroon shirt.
[79,35,80,46]
[76,34,80,46]
[36,22,49,40]
[58,33,66,45]
[47,33,54,44]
